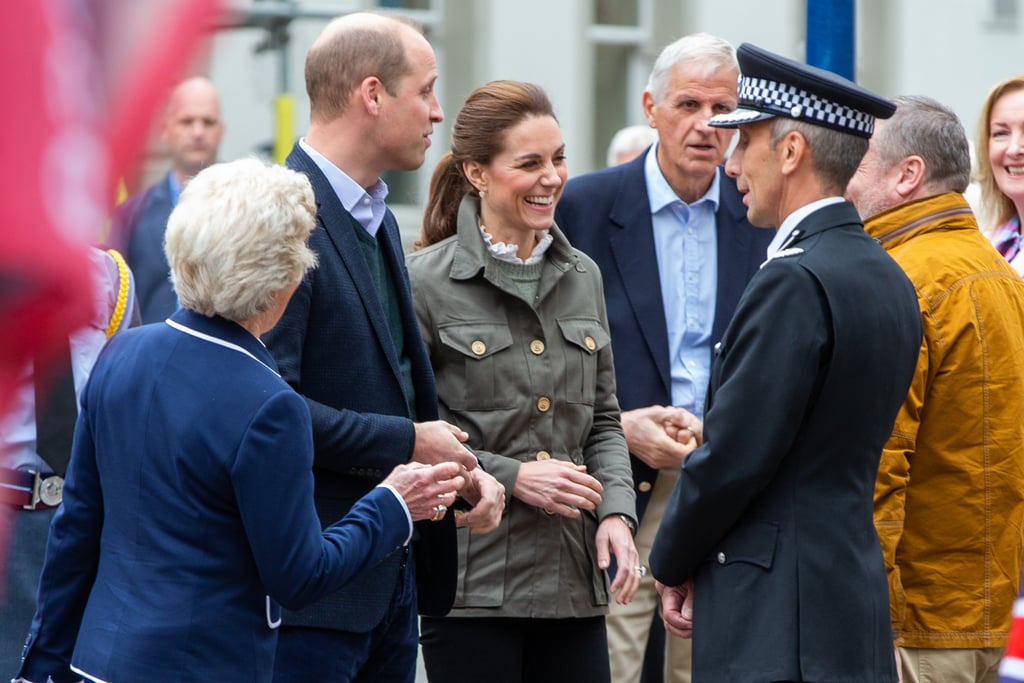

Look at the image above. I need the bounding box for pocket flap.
[438,322,514,360]
[556,317,610,355]
[713,520,779,570]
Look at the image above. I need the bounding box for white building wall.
[152,0,1021,211]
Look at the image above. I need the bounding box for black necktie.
[34,337,77,476]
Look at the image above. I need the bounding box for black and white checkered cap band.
[735,76,876,136]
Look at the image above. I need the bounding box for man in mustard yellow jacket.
[848,95,1024,683]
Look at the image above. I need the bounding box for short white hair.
[646,33,738,104]
[606,124,658,167]
[165,157,318,323]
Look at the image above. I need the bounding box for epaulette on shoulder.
[759,247,805,269]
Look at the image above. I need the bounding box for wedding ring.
[431,503,447,522]
[636,565,647,577]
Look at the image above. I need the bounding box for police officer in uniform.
[649,43,921,683]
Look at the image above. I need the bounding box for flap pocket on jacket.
[439,322,514,360]
[712,520,779,570]
[557,317,609,405]
[436,321,516,411]
[556,318,610,355]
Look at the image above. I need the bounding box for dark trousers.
[0,507,56,678]
[420,614,611,683]
[271,560,418,683]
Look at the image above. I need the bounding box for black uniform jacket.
[651,201,921,683]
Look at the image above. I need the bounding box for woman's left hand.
[596,515,642,604]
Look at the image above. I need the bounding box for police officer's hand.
[657,578,694,639]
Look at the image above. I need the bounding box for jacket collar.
[449,195,577,282]
[168,308,279,374]
[864,192,977,249]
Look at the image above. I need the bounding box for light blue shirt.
[167,171,183,208]
[645,144,719,420]
[299,138,389,237]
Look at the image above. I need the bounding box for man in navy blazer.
[555,34,772,683]
[112,76,223,324]
[263,13,502,683]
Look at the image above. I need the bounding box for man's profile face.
[725,119,782,228]
[376,30,444,172]
[845,125,898,222]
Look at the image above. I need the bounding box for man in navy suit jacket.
[263,13,502,683]
[112,76,223,324]
[555,34,773,683]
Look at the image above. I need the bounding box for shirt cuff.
[377,483,413,545]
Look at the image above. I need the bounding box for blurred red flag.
[0,0,223,551]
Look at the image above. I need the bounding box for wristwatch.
[617,514,638,536]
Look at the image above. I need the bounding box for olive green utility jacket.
[407,197,635,618]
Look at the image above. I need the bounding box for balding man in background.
[113,76,223,324]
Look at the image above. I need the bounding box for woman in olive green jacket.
[408,81,638,683]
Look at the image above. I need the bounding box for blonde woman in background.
[977,75,1024,275]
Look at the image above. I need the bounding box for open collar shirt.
[299,138,388,237]
[645,144,719,419]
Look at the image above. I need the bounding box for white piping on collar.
[165,318,280,378]
[266,595,281,629]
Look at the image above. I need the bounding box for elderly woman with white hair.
[14,158,465,683]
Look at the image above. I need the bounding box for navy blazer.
[113,173,178,324]
[555,153,772,519]
[650,203,920,681]
[17,309,411,683]
[262,143,456,632]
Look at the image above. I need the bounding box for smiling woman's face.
[989,88,1024,212]
[465,114,567,246]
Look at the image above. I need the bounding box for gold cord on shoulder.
[105,248,130,338]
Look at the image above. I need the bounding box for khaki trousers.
[899,646,1004,683]
[607,467,692,683]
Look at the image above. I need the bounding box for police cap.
[709,43,896,138]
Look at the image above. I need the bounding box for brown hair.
[976,75,1024,228]
[417,80,556,249]
[305,12,422,123]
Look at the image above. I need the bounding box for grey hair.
[646,33,738,104]
[165,157,318,323]
[871,95,971,193]
[770,118,869,194]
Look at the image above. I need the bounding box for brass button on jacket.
[530,339,545,355]
[536,450,551,461]
[471,340,487,355]
[536,396,551,412]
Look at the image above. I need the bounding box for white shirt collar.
[765,196,845,257]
